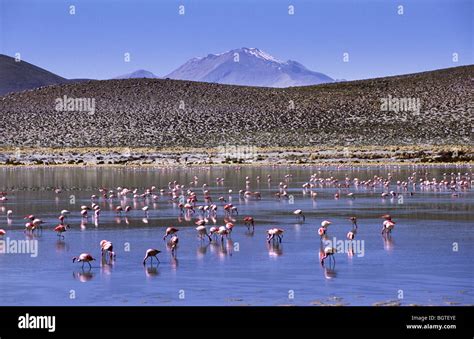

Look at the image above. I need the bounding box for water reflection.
[73,271,95,282]
[196,243,210,259]
[383,236,394,251]
[323,267,337,280]
[170,256,178,270]
[267,243,283,257]
[145,265,159,278]
[55,239,69,252]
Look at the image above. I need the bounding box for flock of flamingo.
[0,169,470,270]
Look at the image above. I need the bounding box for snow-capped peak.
[193,47,283,63]
[241,47,282,63]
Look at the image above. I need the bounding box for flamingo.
[24,214,35,221]
[169,235,179,254]
[6,210,13,218]
[60,209,70,217]
[196,225,212,242]
[267,228,284,243]
[321,220,332,228]
[142,206,149,217]
[72,253,95,270]
[223,204,237,216]
[318,226,327,238]
[184,203,194,214]
[225,222,234,234]
[32,218,44,230]
[24,222,36,233]
[217,226,229,242]
[143,249,161,265]
[0,229,6,237]
[347,216,358,240]
[243,216,255,230]
[54,224,70,238]
[163,227,179,240]
[381,220,395,236]
[100,240,115,261]
[320,247,336,266]
[293,209,305,221]
[195,219,206,227]
[209,226,219,240]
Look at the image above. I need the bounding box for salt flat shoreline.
[0,146,472,167]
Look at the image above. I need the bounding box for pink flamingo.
[320,247,336,266]
[243,216,255,230]
[267,228,284,243]
[100,240,115,261]
[73,253,95,270]
[143,249,161,265]
[54,224,70,238]
[163,227,179,240]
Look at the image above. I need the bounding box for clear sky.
[0,0,472,80]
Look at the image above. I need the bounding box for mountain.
[114,70,158,79]
[165,47,334,87]
[0,54,70,96]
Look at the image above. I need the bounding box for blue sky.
[0,0,472,80]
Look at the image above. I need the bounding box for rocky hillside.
[0,65,472,148]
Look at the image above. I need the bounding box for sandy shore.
[0,145,472,166]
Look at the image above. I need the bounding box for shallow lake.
[0,165,472,306]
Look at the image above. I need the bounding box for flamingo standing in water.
[225,222,234,234]
[54,224,70,238]
[318,220,331,239]
[347,217,358,240]
[100,240,115,261]
[381,220,395,236]
[169,235,179,255]
[0,229,6,237]
[73,253,95,270]
[32,218,44,231]
[143,249,161,265]
[163,227,179,240]
[196,225,212,242]
[267,228,284,243]
[381,214,395,236]
[243,216,255,230]
[209,226,219,240]
[320,246,336,266]
[217,226,230,243]
[293,209,305,222]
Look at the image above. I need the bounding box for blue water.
[0,165,472,305]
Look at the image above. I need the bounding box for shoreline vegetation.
[0,145,472,167]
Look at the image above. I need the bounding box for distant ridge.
[114,69,159,79]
